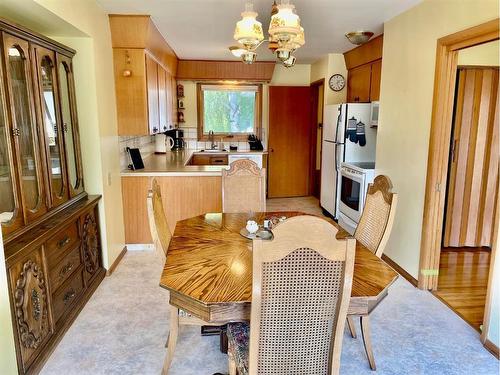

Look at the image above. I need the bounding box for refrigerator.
[320,103,377,218]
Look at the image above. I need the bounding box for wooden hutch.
[0,18,104,374]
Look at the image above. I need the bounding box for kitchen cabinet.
[109,15,178,136]
[0,18,104,375]
[370,59,382,101]
[189,154,228,165]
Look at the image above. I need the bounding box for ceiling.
[96,0,421,63]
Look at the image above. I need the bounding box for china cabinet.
[0,18,104,375]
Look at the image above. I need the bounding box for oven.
[338,163,374,234]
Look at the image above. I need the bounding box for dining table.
[159,211,398,374]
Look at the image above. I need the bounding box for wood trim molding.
[177,60,275,81]
[418,18,499,290]
[483,338,500,359]
[381,254,418,287]
[106,246,127,276]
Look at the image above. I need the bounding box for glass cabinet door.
[3,34,47,222]
[0,57,23,234]
[56,54,83,197]
[34,46,68,207]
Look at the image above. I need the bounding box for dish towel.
[356,121,366,146]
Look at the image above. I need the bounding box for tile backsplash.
[180,127,251,151]
[119,135,155,170]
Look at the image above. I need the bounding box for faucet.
[209,130,216,149]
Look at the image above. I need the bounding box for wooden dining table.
[159,211,398,373]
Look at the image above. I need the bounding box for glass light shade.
[268,1,301,42]
[233,3,264,49]
[282,55,296,68]
[241,51,257,64]
[288,27,305,50]
[276,48,291,62]
[229,46,246,58]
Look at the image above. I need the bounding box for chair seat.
[227,322,250,375]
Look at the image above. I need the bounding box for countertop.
[121,149,267,177]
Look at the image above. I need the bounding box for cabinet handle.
[59,261,74,280]
[63,123,68,132]
[153,127,158,133]
[63,288,76,305]
[58,236,71,248]
[163,125,167,131]
[12,128,20,137]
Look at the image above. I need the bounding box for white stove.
[338,161,376,235]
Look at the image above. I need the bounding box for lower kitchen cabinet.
[4,196,105,375]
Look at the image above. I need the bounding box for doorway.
[309,79,325,199]
[268,86,311,198]
[434,66,499,330]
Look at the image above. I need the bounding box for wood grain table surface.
[160,212,399,322]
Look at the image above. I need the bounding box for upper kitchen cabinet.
[109,15,178,136]
[344,35,383,103]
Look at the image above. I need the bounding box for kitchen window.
[197,83,262,141]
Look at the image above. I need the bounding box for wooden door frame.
[419,18,499,290]
[309,79,325,197]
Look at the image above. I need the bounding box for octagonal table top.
[160,212,398,312]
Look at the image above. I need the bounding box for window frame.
[196,82,262,141]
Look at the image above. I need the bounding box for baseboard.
[484,338,499,359]
[381,254,418,287]
[106,246,127,276]
[126,243,154,251]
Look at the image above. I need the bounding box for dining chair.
[222,159,266,213]
[226,215,356,375]
[346,174,397,370]
[147,178,172,260]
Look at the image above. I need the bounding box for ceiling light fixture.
[229,1,305,67]
[345,31,374,45]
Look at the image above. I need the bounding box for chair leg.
[347,316,357,338]
[360,315,376,371]
[162,305,179,375]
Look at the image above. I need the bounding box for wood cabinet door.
[165,71,173,130]
[170,74,177,127]
[2,33,48,223]
[0,42,24,236]
[32,45,69,208]
[81,208,101,285]
[56,53,84,198]
[158,66,168,132]
[8,245,53,372]
[145,53,159,134]
[347,64,371,103]
[369,60,382,101]
[268,86,311,198]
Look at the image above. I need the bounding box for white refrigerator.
[320,103,377,218]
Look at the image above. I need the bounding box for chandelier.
[230,1,305,68]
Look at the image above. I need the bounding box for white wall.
[0,231,17,374]
[376,0,499,280]
[310,53,348,105]
[458,40,500,66]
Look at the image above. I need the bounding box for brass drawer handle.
[58,236,71,248]
[63,288,76,305]
[58,261,74,280]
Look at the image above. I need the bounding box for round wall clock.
[329,74,346,91]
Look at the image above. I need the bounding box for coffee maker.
[164,129,185,151]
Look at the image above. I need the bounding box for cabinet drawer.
[52,266,84,323]
[210,156,228,165]
[46,222,80,266]
[49,245,82,292]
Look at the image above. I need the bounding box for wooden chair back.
[147,179,172,258]
[249,215,355,375]
[222,159,266,213]
[355,175,398,258]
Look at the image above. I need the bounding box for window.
[197,83,262,141]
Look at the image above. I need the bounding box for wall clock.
[329,74,346,92]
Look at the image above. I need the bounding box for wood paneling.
[419,18,499,290]
[121,176,222,243]
[268,86,311,198]
[444,68,499,247]
[109,15,177,75]
[433,248,491,330]
[177,60,275,82]
[344,35,383,70]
